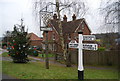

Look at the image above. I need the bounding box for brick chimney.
[53,14,57,20]
[63,15,67,22]
[72,14,76,21]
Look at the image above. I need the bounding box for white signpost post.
[68,33,97,80]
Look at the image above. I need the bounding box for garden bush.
[98,47,106,51]
[28,49,38,57]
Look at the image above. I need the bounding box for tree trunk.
[66,50,71,67]
[56,0,71,67]
[56,0,66,59]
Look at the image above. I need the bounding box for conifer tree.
[8,19,30,63]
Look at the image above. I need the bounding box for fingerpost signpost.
[69,31,98,80]
[41,27,52,69]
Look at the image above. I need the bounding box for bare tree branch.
[99,0,120,33]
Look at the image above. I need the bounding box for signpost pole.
[45,31,49,69]
[78,31,84,80]
[40,27,52,69]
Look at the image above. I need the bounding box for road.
[0,48,8,55]
[0,48,3,55]
[2,74,15,79]
[0,48,15,80]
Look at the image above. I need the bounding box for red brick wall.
[75,21,91,35]
[43,20,91,52]
[30,40,42,47]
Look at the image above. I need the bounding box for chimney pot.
[63,15,67,22]
[53,14,57,20]
[72,14,76,21]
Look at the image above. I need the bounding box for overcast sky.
[0,0,101,37]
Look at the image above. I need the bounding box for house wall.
[43,20,91,52]
[30,40,42,47]
[75,21,91,35]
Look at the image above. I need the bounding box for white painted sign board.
[83,43,98,50]
[69,42,98,50]
[69,43,78,48]
[83,35,96,41]
[69,40,78,48]
[40,27,52,31]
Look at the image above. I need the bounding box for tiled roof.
[28,33,42,41]
[50,18,90,34]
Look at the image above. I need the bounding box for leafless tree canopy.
[32,0,88,67]
[100,0,120,33]
[33,0,88,27]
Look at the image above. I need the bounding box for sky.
[0,0,101,37]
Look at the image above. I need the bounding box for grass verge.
[2,61,118,79]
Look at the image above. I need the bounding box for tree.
[100,0,120,33]
[8,19,30,63]
[33,0,88,67]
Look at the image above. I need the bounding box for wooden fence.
[70,50,119,66]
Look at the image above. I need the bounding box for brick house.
[43,14,91,52]
[28,33,43,48]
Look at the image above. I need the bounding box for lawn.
[2,61,118,79]
[0,52,55,58]
[38,53,55,58]
[0,52,9,57]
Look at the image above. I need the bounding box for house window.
[68,34,71,40]
[82,23,84,30]
[53,33,55,40]
[74,34,78,40]
[52,44,56,51]
[42,44,45,50]
[75,36,77,40]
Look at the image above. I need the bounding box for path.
[29,56,117,70]
[0,48,3,55]
[2,74,15,79]
[0,48,8,55]
[2,73,26,81]
[29,56,67,67]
